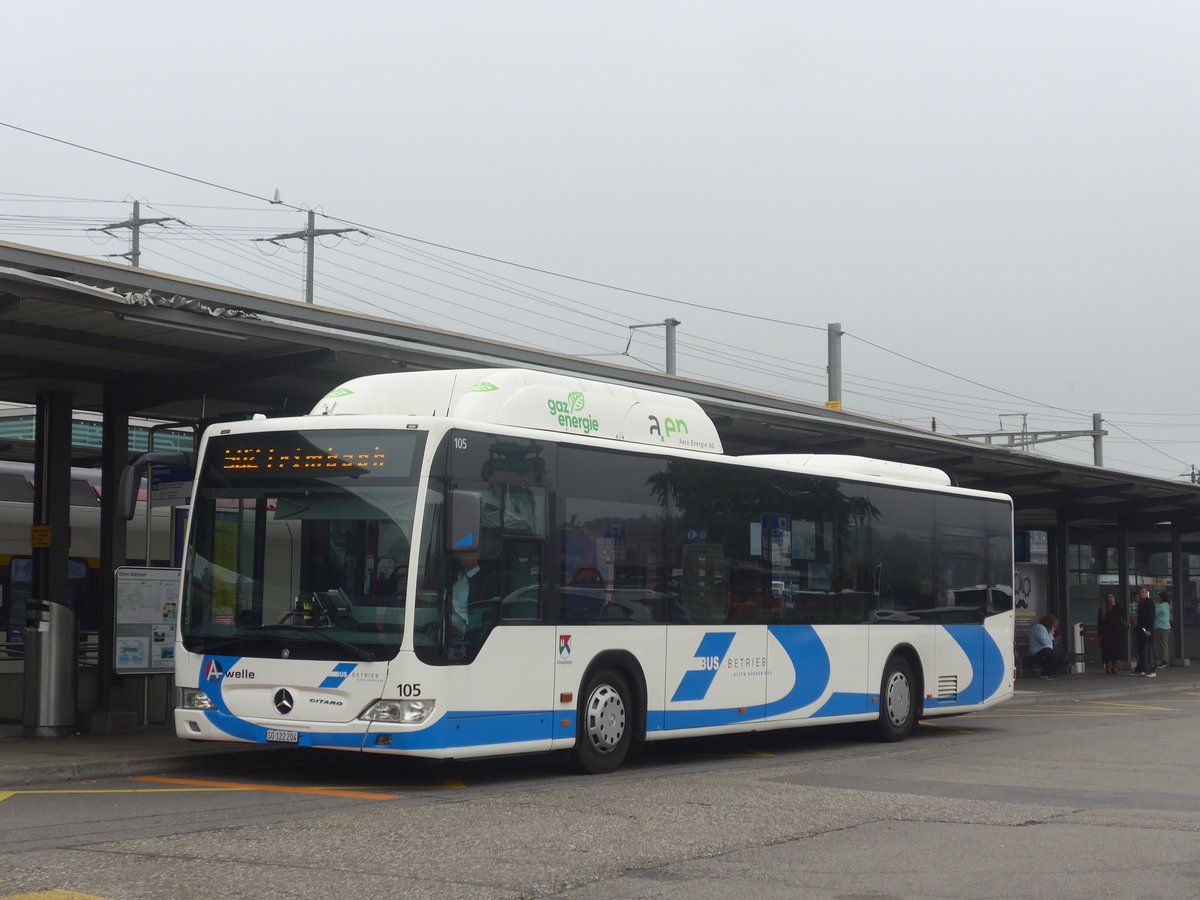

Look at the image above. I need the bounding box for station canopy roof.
[2,239,1198,534]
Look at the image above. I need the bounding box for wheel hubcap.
[585,684,626,753]
[884,671,911,727]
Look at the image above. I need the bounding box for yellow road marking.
[0,774,464,804]
[669,747,775,759]
[2,787,247,796]
[730,746,774,757]
[1,892,114,899]
[306,777,466,790]
[132,775,404,800]
[1090,701,1181,711]
[968,712,1135,718]
[918,721,974,734]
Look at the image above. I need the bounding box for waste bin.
[1070,621,1089,674]
[23,600,78,737]
[1078,621,1101,669]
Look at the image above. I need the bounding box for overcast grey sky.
[4,1,1198,480]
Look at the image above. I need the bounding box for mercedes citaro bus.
[166,368,1014,773]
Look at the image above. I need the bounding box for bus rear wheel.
[573,669,632,774]
[876,656,917,742]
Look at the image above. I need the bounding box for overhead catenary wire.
[1,122,1196,475]
[0,205,1167,445]
[22,204,1195,465]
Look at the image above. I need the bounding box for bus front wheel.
[876,656,917,742]
[573,669,632,774]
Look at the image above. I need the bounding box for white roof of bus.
[745,454,952,487]
[311,368,724,454]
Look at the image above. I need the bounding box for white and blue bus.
[173,368,1014,773]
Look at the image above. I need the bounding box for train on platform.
[0,460,176,646]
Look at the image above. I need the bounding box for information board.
[114,566,180,674]
[150,464,192,503]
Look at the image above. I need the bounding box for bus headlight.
[178,688,216,711]
[360,699,435,724]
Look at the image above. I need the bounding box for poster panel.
[114,566,180,675]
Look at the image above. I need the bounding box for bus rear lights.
[360,699,435,724]
[179,688,215,711]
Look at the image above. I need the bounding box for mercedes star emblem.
[273,688,295,715]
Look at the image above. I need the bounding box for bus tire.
[573,668,632,774]
[876,656,917,742]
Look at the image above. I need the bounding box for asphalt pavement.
[1,664,1197,787]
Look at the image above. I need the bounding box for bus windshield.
[180,429,426,661]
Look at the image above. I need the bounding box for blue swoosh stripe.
[201,708,557,750]
[662,625,833,730]
[942,624,1004,704]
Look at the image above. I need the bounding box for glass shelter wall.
[1067,538,1121,641]
[1067,530,1200,663]
[1180,541,1200,661]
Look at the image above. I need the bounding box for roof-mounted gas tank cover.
[311,368,723,454]
[745,454,953,487]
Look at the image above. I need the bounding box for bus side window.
[501,538,542,620]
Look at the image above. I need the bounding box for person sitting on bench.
[1028,614,1067,680]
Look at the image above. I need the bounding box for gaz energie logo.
[547,392,600,435]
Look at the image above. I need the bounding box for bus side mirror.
[118,451,194,520]
[448,490,481,552]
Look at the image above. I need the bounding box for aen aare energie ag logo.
[547,391,600,435]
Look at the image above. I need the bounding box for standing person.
[1097,593,1126,674]
[1028,614,1068,680]
[1154,591,1172,669]
[1128,588,1142,674]
[1134,586,1157,676]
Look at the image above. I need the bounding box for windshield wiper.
[253,624,375,661]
